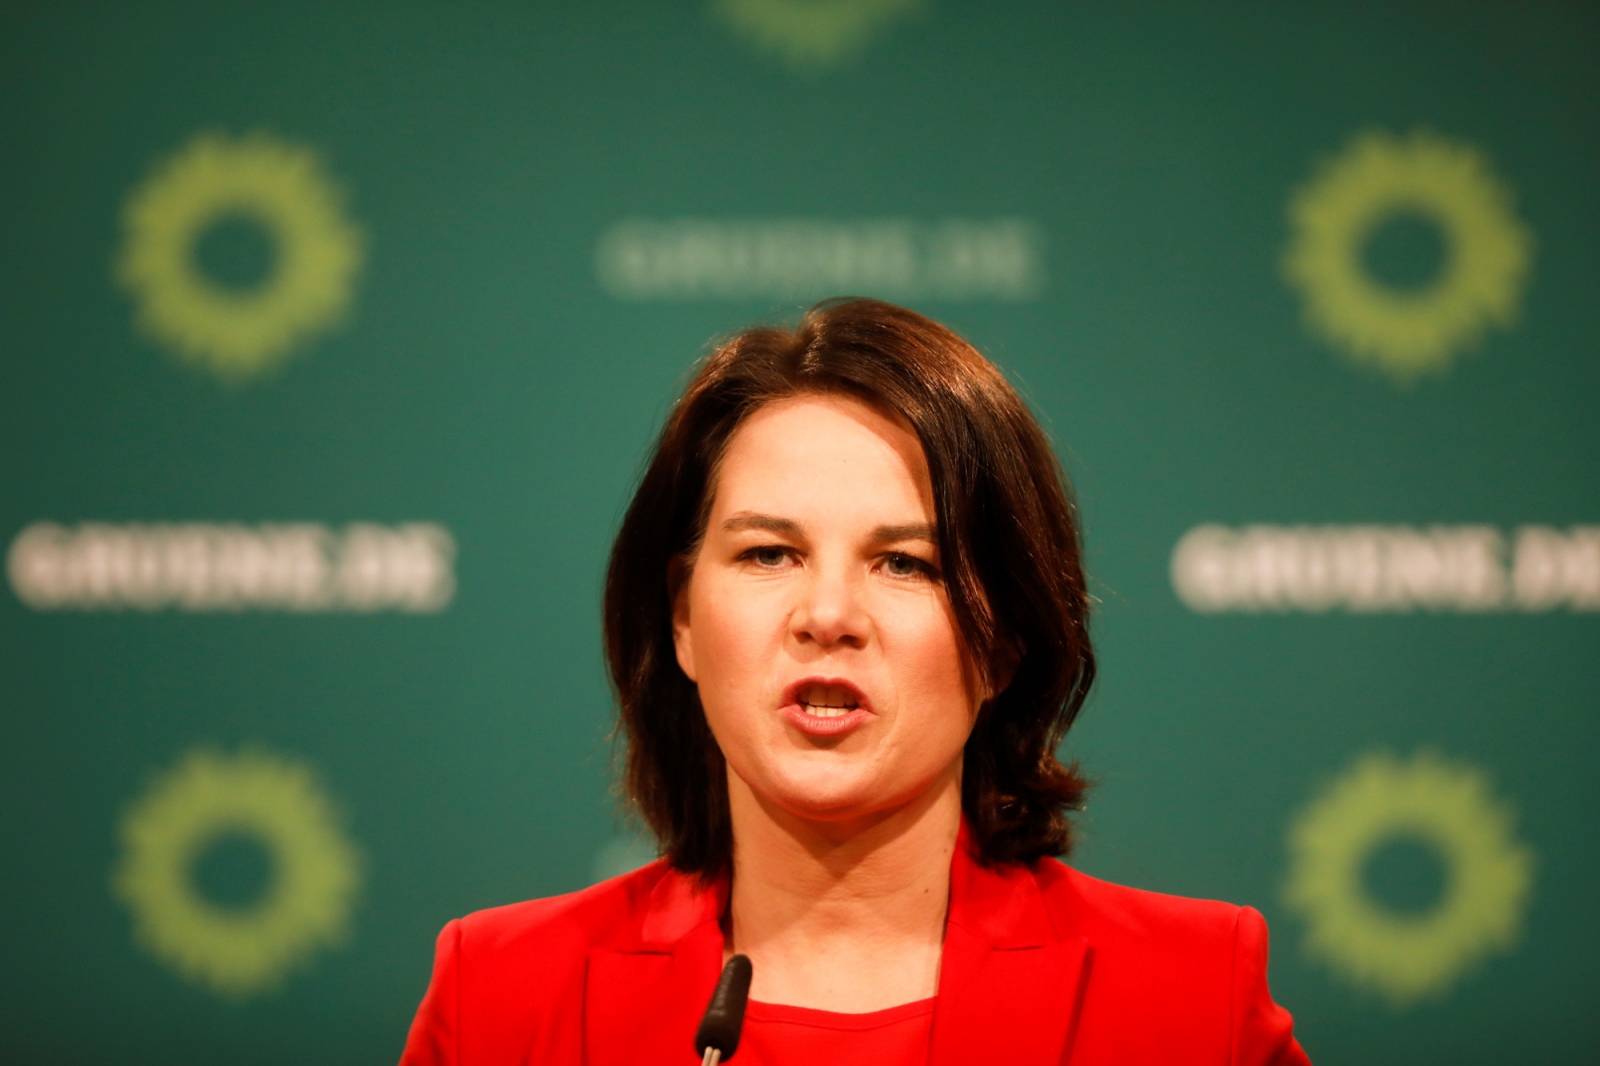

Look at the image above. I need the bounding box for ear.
[669,557,697,683]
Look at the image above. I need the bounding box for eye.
[738,545,794,569]
[882,552,939,580]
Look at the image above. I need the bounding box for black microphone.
[694,953,754,1065]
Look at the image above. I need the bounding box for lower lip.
[781,703,873,738]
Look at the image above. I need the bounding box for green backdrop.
[5,1,1596,1061]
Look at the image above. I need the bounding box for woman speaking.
[401,299,1310,1064]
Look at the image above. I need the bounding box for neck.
[723,770,962,1010]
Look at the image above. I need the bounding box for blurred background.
[5,1,1596,1061]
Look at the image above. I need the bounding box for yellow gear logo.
[1283,130,1532,382]
[713,0,919,69]
[1283,749,1533,1007]
[115,131,363,380]
[112,747,362,997]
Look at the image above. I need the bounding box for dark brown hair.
[604,298,1095,875]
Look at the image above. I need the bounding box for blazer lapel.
[583,867,727,1066]
[930,839,1091,1066]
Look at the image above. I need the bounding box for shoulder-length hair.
[604,297,1095,876]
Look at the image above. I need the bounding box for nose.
[790,564,869,651]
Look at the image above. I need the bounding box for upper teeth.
[799,683,859,713]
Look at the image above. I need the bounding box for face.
[672,393,988,826]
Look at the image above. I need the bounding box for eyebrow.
[720,511,937,546]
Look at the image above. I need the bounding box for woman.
[401,298,1310,1064]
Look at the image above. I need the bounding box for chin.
[763,763,883,821]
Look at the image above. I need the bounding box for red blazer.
[401,834,1310,1065]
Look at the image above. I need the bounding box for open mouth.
[783,678,871,718]
[800,684,858,718]
[777,681,870,729]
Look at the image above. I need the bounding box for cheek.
[894,607,983,728]
[687,578,777,693]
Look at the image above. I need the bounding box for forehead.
[707,394,934,521]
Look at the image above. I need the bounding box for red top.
[737,997,935,1065]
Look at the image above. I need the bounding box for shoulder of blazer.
[1029,858,1250,1055]
[404,862,718,1064]
[1029,861,1310,1063]
[450,858,704,978]
[1033,857,1243,946]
